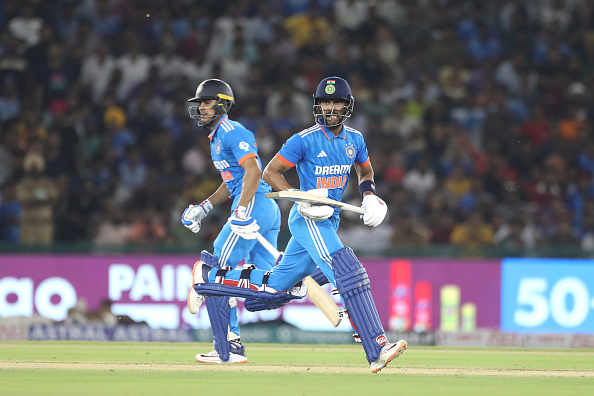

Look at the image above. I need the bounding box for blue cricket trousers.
[209,205,344,291]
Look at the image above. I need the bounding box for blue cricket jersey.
[208,115,271,199]
[276,121,370,210]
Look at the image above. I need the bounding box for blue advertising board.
[502,258,594,333]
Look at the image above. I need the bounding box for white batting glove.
[297,188,334,221]
[181,200,213,233]
[361,195,387,227]
[229,206,260,240]
[306,188,328,197]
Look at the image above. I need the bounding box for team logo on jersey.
[345,143,355,158]
[239,141,250,151]
[215,141,221,154]
[315,165,350,189]
[325,84,336,94]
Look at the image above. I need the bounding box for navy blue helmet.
[187,79,234,126]
[313,76,355,127]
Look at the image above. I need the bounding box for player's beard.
[324,113,342,126]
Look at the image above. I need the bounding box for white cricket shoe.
[187,260,208,314]
[187,288,204,314]
[195,341,247,364]
[370,339,407,373]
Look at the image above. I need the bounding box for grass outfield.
[1,342,593,396]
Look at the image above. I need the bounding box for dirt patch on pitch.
[1,361,592,377]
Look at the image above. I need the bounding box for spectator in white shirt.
[402,154,437,203]
[115,41,150,102]
[81,45,115,104]
[152,42,185,89]
[8,2,43,49]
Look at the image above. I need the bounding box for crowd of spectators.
[1,0,594,255]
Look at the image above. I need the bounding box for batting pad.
[195,283,303,308]
[244,297,288,311]
[201,250,221,268]
[333,247,386,363]
[310,267,330,286]
[205,295,231,362]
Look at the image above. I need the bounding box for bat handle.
[255,232,282,261]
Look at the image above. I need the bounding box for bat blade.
[265,191,365,214]
[303,276,342,327]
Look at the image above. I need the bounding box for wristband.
[358,180,376,197]
[233,205,248,219]
[201,199,213,213]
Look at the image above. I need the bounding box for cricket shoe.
[187,260,211,314]
[195,341,247,364]
[370,339,407,373]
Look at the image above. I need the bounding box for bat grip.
[255,232,282,261]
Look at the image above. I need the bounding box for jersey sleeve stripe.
[275,153,295,167]
[213,115,229,132]
[298,125,317,138]
[356,157,370,167]
[238,152,257,165]
[345,126,363,135]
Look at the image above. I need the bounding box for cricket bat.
[265,190,365,214]
[302,276,342,327]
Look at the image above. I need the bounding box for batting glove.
[361,195,387,227]
[297,188,334,221]
[181,200,213,233]
[229,206,260,240]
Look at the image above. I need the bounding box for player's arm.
[236,157,262,207]
[354,161,375,197]
[228,157,262,240]
[207,182,231,206]
[262,156,295,191]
